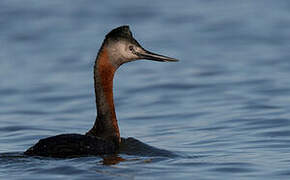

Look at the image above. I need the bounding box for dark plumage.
[25,135,176,158]
[106,25,132,40]
[24,134,116,158]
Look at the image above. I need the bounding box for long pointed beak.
[136,49,179,62]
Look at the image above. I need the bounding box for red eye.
[129,45,134,51]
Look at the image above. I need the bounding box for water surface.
[1,0,290,179]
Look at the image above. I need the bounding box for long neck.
[86,47,120,143]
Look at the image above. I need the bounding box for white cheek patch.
[116,43,128,57]
[115,42,137,60]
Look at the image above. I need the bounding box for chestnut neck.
[86,46,120,144]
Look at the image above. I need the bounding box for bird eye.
[129,45,134,51]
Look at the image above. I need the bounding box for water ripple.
[1,0,290,179]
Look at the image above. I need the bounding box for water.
[1,0,290,179]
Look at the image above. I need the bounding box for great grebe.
[25,25,178,157]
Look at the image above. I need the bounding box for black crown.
[106,25,133,40]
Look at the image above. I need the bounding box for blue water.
[1,0,290,179]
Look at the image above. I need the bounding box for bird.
[24,25,178,158]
